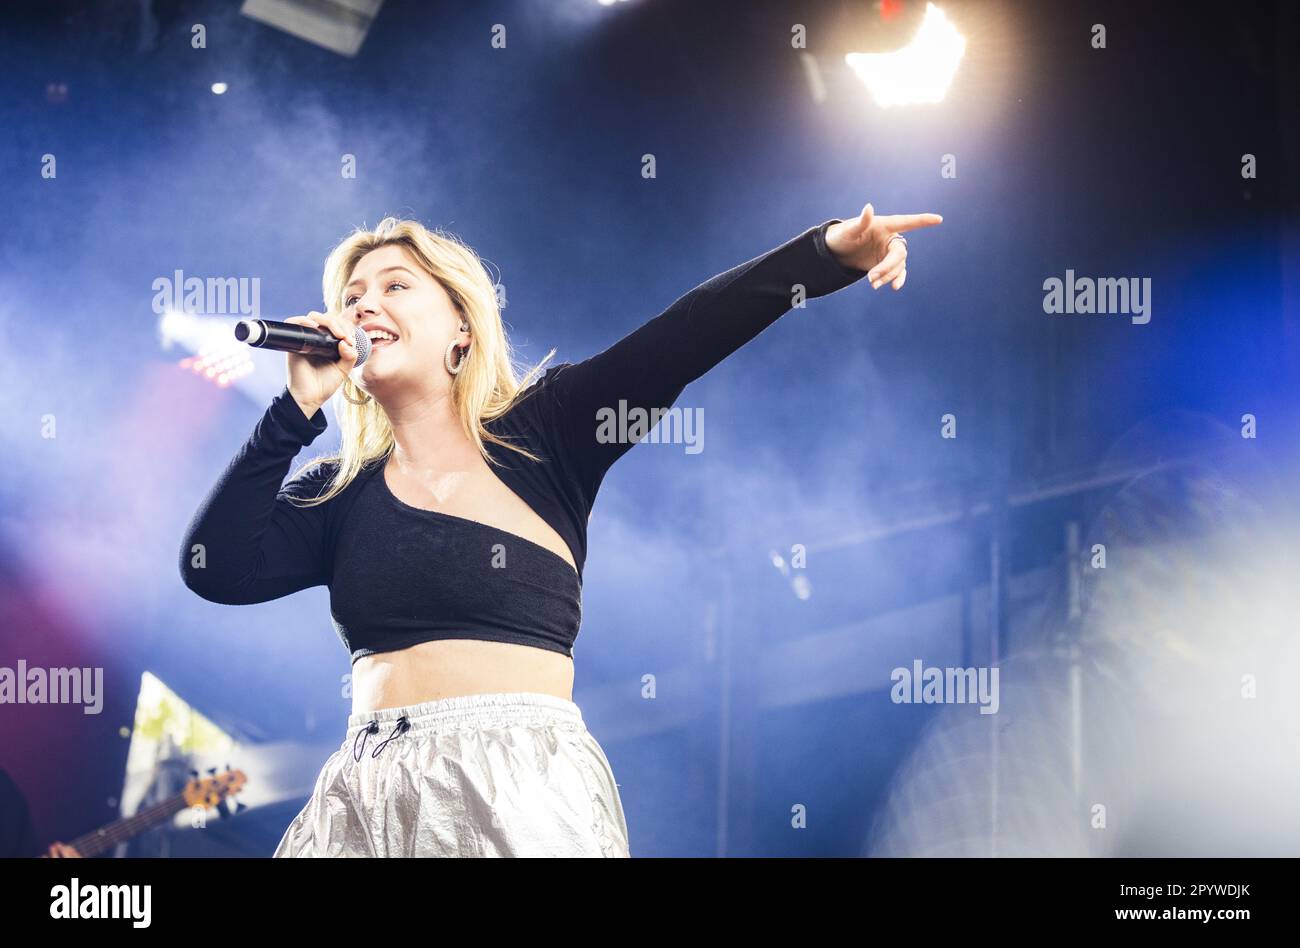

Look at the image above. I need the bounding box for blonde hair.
[285,217,556,507]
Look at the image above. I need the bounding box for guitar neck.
[69,793,190,857]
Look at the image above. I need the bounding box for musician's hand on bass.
[42,841,82,858]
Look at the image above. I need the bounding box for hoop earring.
[445,339,470,375]
[341,380,372,405]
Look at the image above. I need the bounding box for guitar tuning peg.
[207,767,217,776]
[189,769,200,778]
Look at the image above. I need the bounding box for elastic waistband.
[345,691,582,739]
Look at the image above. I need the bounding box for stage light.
[845,3,966,108]
[211,82,228,95]
[161,310,256,388]
[157,309,192,350]
[241,0,386,58]
[187,344,254,387]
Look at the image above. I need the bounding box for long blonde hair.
[285,217,556,507]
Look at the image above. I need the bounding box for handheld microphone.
[234,319,373,367]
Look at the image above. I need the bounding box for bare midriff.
[351,639,574,713]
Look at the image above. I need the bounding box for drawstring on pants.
[352,716,410,761]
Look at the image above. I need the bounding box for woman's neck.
[381,388,479,472]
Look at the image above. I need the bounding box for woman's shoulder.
[529,361,586,403]
[530,361,580,390]
[278,456,339,497]
[280,455,381,501]
[495,362,579,418]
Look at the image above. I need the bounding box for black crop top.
[179,219,869,662]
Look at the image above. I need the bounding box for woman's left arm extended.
[546,202,943,495]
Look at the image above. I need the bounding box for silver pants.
[273,691,630,857]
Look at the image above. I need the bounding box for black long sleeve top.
[179,220,869,662]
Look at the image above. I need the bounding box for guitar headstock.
[182,767,247,809]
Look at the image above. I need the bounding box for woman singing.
[179,201,942,857]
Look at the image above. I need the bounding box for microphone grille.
[351,324,373,366]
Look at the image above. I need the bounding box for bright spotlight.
[182,342,255,388]
[845,3,966,108]
[160,310,255,388]
[211,82,228,95]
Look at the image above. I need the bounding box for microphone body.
[235,319,372,366]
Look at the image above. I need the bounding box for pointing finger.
[886,213,944,233]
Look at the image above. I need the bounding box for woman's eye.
[344,283,404,307]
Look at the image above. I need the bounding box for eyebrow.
[345,266,419,290]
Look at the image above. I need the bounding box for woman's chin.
[360,350,398,377]
[355,355,406,396]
